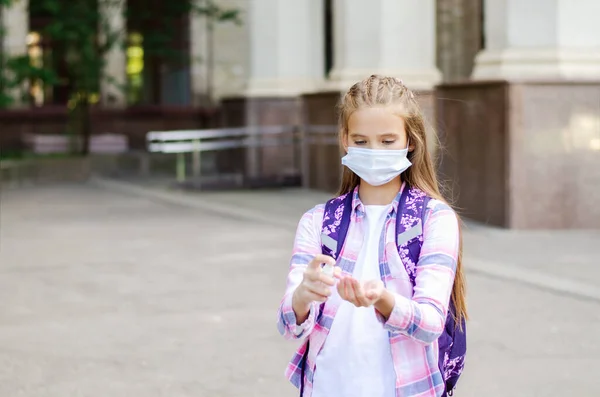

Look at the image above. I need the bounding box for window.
[126,0,191,106]
[26,31,44,106]
[324,0,334,77]
[126,32,144,105]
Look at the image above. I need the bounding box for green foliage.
[125,0,241,65]
[125,2,188,62]
[1,0,108,108]
[1,0,242,108]
[0,0,242,141]
[0,0,124,152]
[30,0,112,95]
[0,61,11,108]
[195,1,242,25]
[3,54,59,103]
[0,0,12,106]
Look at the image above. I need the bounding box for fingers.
[333,266,343,279]
[305,255,337,285]
[362,280,374,299]
[318,273,336,286]
[296,284,328,304]
[308,254,336,270]
[336,278,345,299]
[304,291,328,303]
[299,255,338,305]
[303,269,379,307]
[305,267,336,286]
[365,289,377,300]
[305,282,331,302]
[338,277,359,306]
[319,275,381,307]
[344,278,357,304]
[363,279,383,302]
[351,279,371,306]
[337,278,375,307]
[306,281,332,297]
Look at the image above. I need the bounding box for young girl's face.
[344,106,409,152]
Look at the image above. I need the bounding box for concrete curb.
[89,176,299,230]
[466,258,600,303]
[91,176,600,303]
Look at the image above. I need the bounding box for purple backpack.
[317,185,467,396]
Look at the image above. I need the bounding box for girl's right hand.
[293,254,338,309]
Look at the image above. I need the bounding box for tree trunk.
[79,95,91,155]
[69,94,91,155]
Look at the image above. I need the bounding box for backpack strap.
[321,191,354,260]
[395,185,430,284]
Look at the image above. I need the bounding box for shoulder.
[423,198,459,234]
[297,191,350,236]
[301,203,325,223]
[295,203,326,239]
[302,191,351,220]
[426,198,455,214]
[406,187,455,217]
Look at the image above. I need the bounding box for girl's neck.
[358,177,402,205]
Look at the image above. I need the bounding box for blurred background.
[1,0,599,396]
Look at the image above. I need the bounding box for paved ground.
[1,180,599,397]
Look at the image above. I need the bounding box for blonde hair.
[337,74,467,325]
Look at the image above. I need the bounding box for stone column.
[221,0,325,180]
[328,0,441,91]
[472,0,600,80]
[190,1,208,106]
[308,0,441,189]
[436,0,483,82]
[99,0,126,107]
[190,0,249,105]
[1,0,28,108]
[245,0,324,96]
[437,0,600,229]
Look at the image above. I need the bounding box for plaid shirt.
[277,184,459,397]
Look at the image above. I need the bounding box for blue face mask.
[341,144,412,186]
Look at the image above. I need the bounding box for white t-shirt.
[311,204,397,397]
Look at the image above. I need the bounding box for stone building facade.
[2,0,599,229]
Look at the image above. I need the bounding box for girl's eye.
[383,140,395,145]
[354,140,366,145]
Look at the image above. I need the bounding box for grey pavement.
[1,181,599,397]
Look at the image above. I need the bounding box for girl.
[277,75,467,397]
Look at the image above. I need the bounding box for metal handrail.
[146,125,300,183]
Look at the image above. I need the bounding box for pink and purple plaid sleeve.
[378,201,459,344]
[277,205,324,340]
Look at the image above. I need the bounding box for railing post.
[192,139,201,179]
[246,125,260,180]
[176,152,186,183]
[300,119,310,190]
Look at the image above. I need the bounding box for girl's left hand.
[337,276,385,307]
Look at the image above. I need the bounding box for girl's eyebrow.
[349,132,367,138]
[349,132,400,138]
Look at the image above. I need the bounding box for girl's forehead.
[348,107,406,134]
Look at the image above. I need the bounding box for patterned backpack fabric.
[318,185,466,396]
